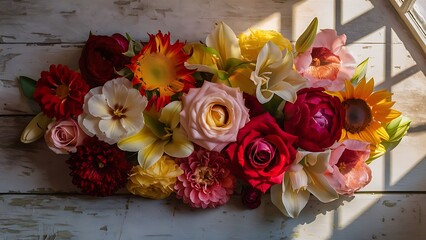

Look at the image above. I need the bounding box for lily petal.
[306,170,339,203]
[164,128,194,158]
[206,22,241,64]
[159,101,182,129]
[118,127,157,152]
[138,140,168,169]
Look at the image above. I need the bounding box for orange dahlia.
[129,31,195,110]
[336,78,401,145]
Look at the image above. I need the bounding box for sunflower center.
[307,47,341,80]
[194,166,215,185]
[343,98,372,133]
[56,84,69,99]
[138,53,180,96]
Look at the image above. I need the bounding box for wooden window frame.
[389,0,426,55]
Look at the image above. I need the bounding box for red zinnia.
[34,64,89,119]
[67,137,131,196]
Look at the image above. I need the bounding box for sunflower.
[336,78,401,145]
[129,31,195,111]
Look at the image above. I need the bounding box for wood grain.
[0,193,425,240]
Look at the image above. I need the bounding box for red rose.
[283,87,345,152]
[225,113,297,193]
[33,64,89,119]
[241,185,262,209]
[79,33,130,87]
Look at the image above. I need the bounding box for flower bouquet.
[19,18,411,218]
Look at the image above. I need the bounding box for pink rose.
[45,118,87,154]
[325,139,372,195]
[294,29,356,91]
[180,81,250,152]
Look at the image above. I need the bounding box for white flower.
[78,77,148,144]
[271,150,338,218]
[251,41,307,104]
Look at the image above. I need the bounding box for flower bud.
[21,112,52,143]
[295,17,318,53]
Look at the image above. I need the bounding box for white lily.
[271,150,338,218]
[251,41,307,104]
[118,101,193,169]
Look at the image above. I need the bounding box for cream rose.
[180,81,250,152]
[44,118,87,154]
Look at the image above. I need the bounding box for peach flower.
[325,139,372,195]
[294,29,356,91]
[180,81,250,152]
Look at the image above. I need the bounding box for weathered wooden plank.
[0,193,425,240]
[0,116,425,194]
[0,0,404,44]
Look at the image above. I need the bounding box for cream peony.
[180,81,250,152]
[78,77,148,144]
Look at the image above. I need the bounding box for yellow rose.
[126,155,183,199]
[238,29,293,62]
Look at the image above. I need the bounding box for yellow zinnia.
[336,78,401,145]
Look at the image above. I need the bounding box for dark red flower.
[67,137,131,196]
[282,87,345,152]
[241,185,262,209]
[33,64,89,120]
[79,33,130,87]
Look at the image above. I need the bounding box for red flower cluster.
[33,64,89,119]
[67,137,131,196]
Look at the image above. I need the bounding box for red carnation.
[67,137,131,196]
[33,64,89,120]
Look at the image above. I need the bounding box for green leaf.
[18,76,37,99]
[143,113,167,138]
[263,94,284,117]
[122,33,142,57]
[350,58,369,85]
[115,66,133,79]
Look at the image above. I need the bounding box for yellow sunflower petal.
[367,90,392,106]
[354,78,367,98]
[359,78,375,100]
[344,80,355,99]
[374,109,401,123]
[369,122,390,141]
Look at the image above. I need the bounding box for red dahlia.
[67,137,131,196]
[33,64,89,119]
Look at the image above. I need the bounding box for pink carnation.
[294,29,356,91]
[325,139,372,195]
[174,149,236,208]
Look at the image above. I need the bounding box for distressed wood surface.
[0,194,425,240]
[1,0,426,239]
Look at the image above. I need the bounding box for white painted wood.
[0,0,406,44]
[0,193,425,240]
[1,0,426,238]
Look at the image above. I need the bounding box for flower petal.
[87,94,111,118]
[306,170,338,203]
[159,101,182,129]
[164,128,194,158]
[118,127,157,152]
[138,140,167,169]
[206,22,241,62]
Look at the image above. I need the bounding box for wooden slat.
[0,116,425,194]
[0,193,425,239]
[0,0,408,44]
